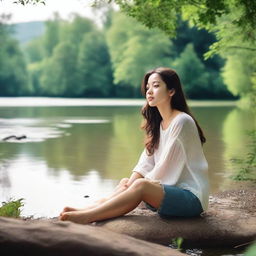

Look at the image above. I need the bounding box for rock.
[96,189,256,248]
[0,217,184,256]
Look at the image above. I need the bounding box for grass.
[0,198,24,218]
[170,237,183,250]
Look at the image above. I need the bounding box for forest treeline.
[0,11,237,99]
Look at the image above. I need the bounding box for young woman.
[59,67,209,224]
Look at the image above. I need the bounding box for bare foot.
[60,211,91,224]
[60,206,80,216]
[59,198,108,217]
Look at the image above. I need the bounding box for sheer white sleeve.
[145,138,185,184]
[132,148,155,177]
[145,117,187,184]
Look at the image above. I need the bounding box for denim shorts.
[145,185,203,218]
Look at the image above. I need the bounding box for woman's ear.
[169,89,175,97]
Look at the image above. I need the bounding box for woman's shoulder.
[174,112,194,126]
[169,112,198,139]
[164,112,195,137]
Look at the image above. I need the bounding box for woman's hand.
[126,171,144,187]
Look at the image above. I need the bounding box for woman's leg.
[60,178,130,215]
[60,178,164,224]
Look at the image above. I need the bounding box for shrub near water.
[231,130,256,182]
[0,198,24,218]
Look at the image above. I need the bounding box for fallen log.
[2,135,27,141]
[0,217,185,256]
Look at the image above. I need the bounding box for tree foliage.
[106,12,173,90]
[12,0,45,5]
[222,54,254,97]
[101,0,256,41]
[0,14,31,96]
[173,44,209,98]
[23,14,115,97]
[43,13,61,57]
[94,0,256,104]
[25,37,44,63]
[40,41,78,96]
[62,15,96,49]
[77,31,114,97]
[0,6,237,99]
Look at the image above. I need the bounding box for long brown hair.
[141,67,206,155]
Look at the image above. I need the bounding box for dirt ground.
[210,181,256,216]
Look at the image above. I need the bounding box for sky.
[0,0,97,24]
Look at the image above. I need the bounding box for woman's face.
[146,73,172,108]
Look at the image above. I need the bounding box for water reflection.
[192,106,235,193]
[0,155,117,217]
[221,108,255,189]
[0,160,12,200]
[0,104,254,217]
[42,121,114,176]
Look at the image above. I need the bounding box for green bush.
[0,198,24,218]
[231,130,256,181]
[171,237,183,250]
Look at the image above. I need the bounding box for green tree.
[43,13,61,57]
[222,51,255,106]
[40,42,78,96]
[102,0,256,42]
[172,19,232,99]
[222,54,253,97]
[26,16,106,97]
[93,0,256,103]
[0,14,31,96]
[17,0,256,38]
[27,61,45,95]
[77,31,114,97]
[25,37,44,63]
[207,12,256,106]
[62,15,96,49]
[106,12,173,92]
[173,43,209,98]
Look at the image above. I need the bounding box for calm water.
[0,99,254,219]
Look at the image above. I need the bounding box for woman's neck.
[157,104,175,124]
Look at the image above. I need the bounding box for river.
[0,98,254,220]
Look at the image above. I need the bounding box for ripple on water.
[0,118,110,143]
[64,119,110,124]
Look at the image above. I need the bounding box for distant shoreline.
[0,97,237,107]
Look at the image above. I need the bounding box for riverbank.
[96,182,256,249]
[0,182,255,256]
[211,181,256,217]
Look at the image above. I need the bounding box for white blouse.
[132,112,209,211]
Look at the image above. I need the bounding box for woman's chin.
[148,101,156,107]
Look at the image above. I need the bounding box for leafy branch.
[12,0,45,5]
